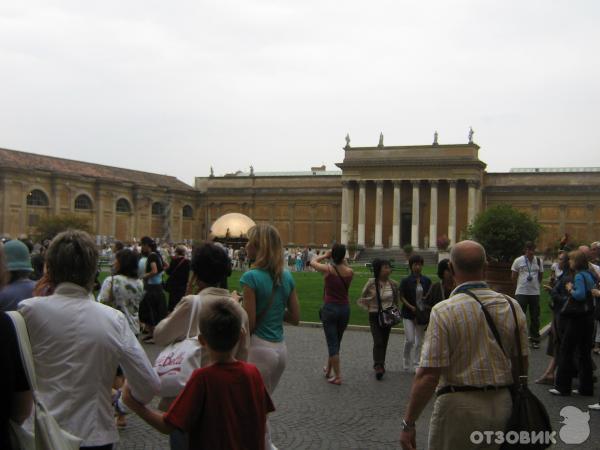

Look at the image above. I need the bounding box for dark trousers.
[555,314,595,395]
[369,312,391,368]
[516,294,541,342]
[139,284,168,327]
[321,303,350,357]
[168,285,187,311]
[81,445,113,450]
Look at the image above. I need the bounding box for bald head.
[579,245,591,258]
[450,240,487,279]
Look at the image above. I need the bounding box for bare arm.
[284,289,300,325]
[400,367,441,450]
[122,384,175,435]
[243,285,257,333]
[143,262,159,280]
[309,252,331,274]
[10,391,33,424]
[511,271,518,282]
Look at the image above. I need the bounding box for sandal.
[323,366,332,378]
[327,376,342,385]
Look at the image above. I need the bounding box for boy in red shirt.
[123,296,274,449]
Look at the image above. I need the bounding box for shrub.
[35,214,92,242]
[403,243,414,256]
[436,235,450,251]
[468,204,541,263]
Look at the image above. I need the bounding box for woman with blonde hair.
[240,224,300,449]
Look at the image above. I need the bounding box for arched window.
[182,205,193,218]
[152,202,164,216]
[26,189,49,207]
[116,198,132,213]
[74,194,93,210]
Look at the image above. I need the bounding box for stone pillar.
[374,181,384,248]
[357,181,366,247]
[347,182,354,244]
[411,180,420,249]
[94,183,102,236]
[51,176,60,216]
[429,180,438,249]
[1,175,9,235]
[288,202,295,243]
[132,189,139,240]
[467,181,478,225]
[448,180,457,246]
[310,203,316,244]
[392,181,401,248]
[340,182,349,245]
[559,204,566,235]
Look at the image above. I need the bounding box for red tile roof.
[0,147,194,191]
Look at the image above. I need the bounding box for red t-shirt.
[164,361,275,450]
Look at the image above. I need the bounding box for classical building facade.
[1,142,599,251]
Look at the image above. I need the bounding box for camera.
[526,275,533,282]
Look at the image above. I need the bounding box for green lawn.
[99,265,553,329]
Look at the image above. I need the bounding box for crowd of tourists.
[1,226,600,449]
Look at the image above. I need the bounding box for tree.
[35,214,92,242]
[468,204,541,263]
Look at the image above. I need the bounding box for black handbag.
[464,290,553,450]
[376,281,401,328]
[560,272,594,318]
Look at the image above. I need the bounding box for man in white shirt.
[511,241,544,349]
[19,230,160,449]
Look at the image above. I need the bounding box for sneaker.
[549,388,569,396]
[588,403,600,410]
[402,359,411,372]
[531,342,540,349]
[572,389,579,396]
[375,365,385,381]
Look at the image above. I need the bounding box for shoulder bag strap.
[185,295,200,339]
[254,281,277,332]
[462,290,507,356]
[503,295,525,380]
[331,264,349,292]
[7,311,38,391]
[109,275,115,305]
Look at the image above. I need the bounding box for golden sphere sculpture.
[209,213,256,240]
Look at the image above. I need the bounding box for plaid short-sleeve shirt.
[419,281,529,388]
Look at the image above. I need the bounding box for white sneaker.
[588,403,600,410]
[548,388,563,396]
[402,359,410,372]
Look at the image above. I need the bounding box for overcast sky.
[1,1,598,185]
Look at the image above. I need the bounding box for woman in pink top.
[310,243,354,385]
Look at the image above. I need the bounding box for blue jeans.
[321,303,350,357]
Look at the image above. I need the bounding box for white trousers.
[249,335,288,450]
[403,318,425,366]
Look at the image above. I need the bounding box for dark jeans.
[555,314,595,395]
[516,294,541,342]
[369,312,391,368]
[81,445,113,450]
[321,303,350,357]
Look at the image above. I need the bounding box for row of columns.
[340,179,481,249]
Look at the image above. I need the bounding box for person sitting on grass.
[123,296,274,450]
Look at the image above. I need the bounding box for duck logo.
[559,406,590,444]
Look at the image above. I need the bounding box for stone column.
[51,176,60,216]
[132,189,139,240]
[347,182,354,244]
[1,175,9,235]
[340,182,349,245]
[95,183,102,237]
[374,181,384,248]
[357,181,366,247]
[288,202,295,243]
[448,180,457,246]
[429,180,438,249]
[310,203,317,244]
[467,181,478,225]
[392,181,401,248]
[411,180,420,248]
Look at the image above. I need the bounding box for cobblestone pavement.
[116,326,600,449]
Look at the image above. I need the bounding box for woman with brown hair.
[240,224,300,450]
[550,249,595,397]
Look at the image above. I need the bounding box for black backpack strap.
[463,290,507,357]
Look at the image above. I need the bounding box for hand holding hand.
[565,282,573,292]
[121,382,144,414]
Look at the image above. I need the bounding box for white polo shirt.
[511,255,543,296]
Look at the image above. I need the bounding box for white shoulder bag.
[153,296,203,398]
[7,311,82,450]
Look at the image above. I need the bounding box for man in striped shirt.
[400,240,529,450]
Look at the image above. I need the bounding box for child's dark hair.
[437,258,451,279]
[331,243,346,265]
[199,297,241,353]
[408,254,424,271]
[115,249,139,278]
